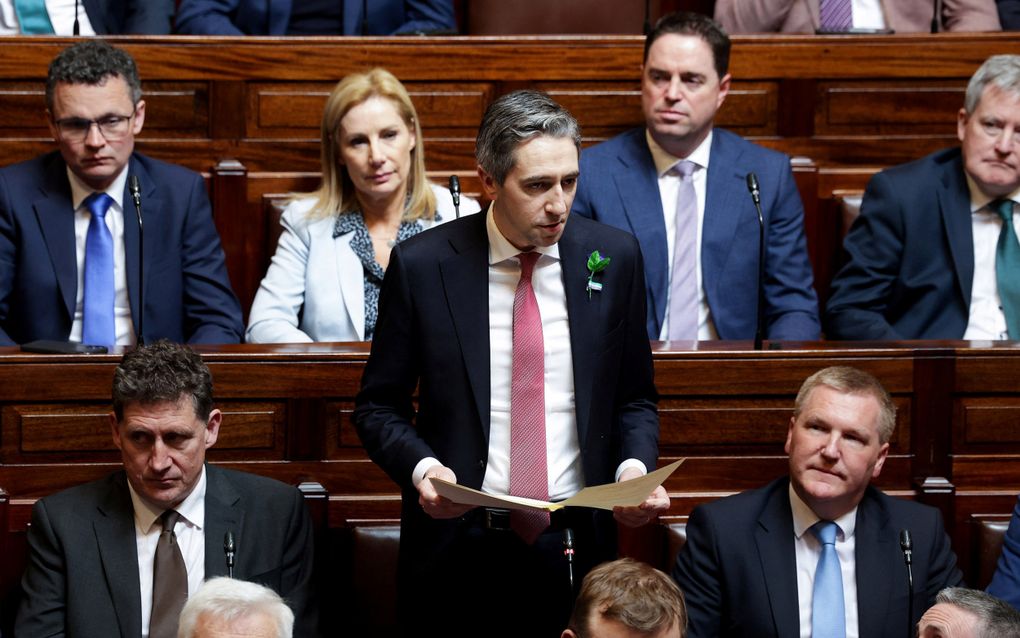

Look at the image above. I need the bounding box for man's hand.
[418,465,475,519]
[612,466,670,528]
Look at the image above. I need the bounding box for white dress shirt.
[646,129,719,340]
[412,206,646,493]
[851,0,887,30]
[0,0,95,34]
[963,177,1020,340]
[129,467,207,638]
[68,167,136,346]
[790,484,860,638]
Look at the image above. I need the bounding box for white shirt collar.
[645,128,714,177]
[789,481,858,541]
[129,465,208,534]
[485,202,561,266]
[67,164,128,211]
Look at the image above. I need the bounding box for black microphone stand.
[224,530,235,578]
[900,529,914,638]
[746,173,766,350]
[449,175,461,219]
[129,176,144,346]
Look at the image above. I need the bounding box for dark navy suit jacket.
[16,465,318,637]
[0,151,244,345]
[84,0,175,34]
[353,212,659,599]
[175,0,455,35]
[572,127,820,341]
[674,477,963,638]
[986,494,1020,609]
[825,147,974,340]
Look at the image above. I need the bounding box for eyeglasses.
[53,110,136,142]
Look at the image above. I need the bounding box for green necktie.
[995,199,1020,339]
[14,0,54,34]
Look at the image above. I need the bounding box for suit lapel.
[937,156,976,306]
[334,234,365,340]
[439,215,491,439]
[203,465,243,579]
[559,219,600,448]
[755,483,801,637]
[33,159,78,324]
[613,132,669,335]
[702,132,746,309]
[93,473,143,637]
[854,492,894,637]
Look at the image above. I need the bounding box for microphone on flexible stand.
[448,175,461,219]
[129,175,144,346]
[900,529,914,638]
[563,528,575,593]
[73,0,80,35]
[745,173,766,351]
[224,531,236,578]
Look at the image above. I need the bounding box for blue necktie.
[82,192,116,347]
[13,0,55,34]
[994,199,1020,339]
[811,521,846,638]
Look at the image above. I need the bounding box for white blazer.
[246,182,480,343]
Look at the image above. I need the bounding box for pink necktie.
[668,161,699,341]
[509,251,550,544]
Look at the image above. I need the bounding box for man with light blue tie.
[673,366,963,638]
[0,39,243,347]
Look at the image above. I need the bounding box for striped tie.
[819,0,853,31]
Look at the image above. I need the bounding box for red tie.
[509,252,550,544]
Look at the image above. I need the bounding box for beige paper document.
[431,459,683,512]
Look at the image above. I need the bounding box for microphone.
[224,531,235,578]
[745,173,766,351]
[448,175,461,219]
[900,529,914,638]
[73,0,80,35]
[129,176,144,346]
[563,528,575,592]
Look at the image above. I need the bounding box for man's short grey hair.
[964,54,1020,114]
[932,588,1020,638]
[177,577,294,638]
[475,89,581,185]
[793,366,897,444]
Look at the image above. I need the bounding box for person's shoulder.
[131,152,203,183]
[567,214,639,250]
[878,146,960,181]
[581,127,645,164]
[713,128,791,165]
[36,471,125,511]
[695,477,785,520]
[210,465,301,500]
[0,150,61,179]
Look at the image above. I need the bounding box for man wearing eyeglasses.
[0,39,244,347]
[826,54,1020,341]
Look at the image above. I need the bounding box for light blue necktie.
[13,0,55,34]
[811,520,846,638]
[82,192,116,347]
[994,199,1020,339]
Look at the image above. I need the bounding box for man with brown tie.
[16,341,318,637]
[354,90,667,636]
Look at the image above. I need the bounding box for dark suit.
[572,128,820,341]
[986,494,1020,609]
[1000,0,1020,29]
[673,477,963,638]
[15,465,318,637]
[84,0,175,34]
[353,212,659,632]
[0,151,244,345]
[825,147,973,340]
[175,0,455,35]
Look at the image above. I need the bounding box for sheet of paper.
[431,459,683,512]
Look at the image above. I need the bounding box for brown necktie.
[149,510,188,638]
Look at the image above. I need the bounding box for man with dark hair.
[572,11,819,342]
[674,366,962,638]
[0,39,243,347]
[563,558,687,638]
[826,54,1020,340]
[355,90,666,636]
[16,341,317,638]
[919,588,1020,637]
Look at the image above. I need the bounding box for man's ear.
[477,164,499,200]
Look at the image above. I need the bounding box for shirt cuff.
[615,458,648,482]
[412,457,443,487]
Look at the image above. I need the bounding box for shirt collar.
[129,465,208,534]
[964,171,1020,214]
[789,481,858,541]
[67,164,128,211]
[645,128,713,178]
[485,202,561,266]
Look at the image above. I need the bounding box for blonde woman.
[247,68,479,342]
